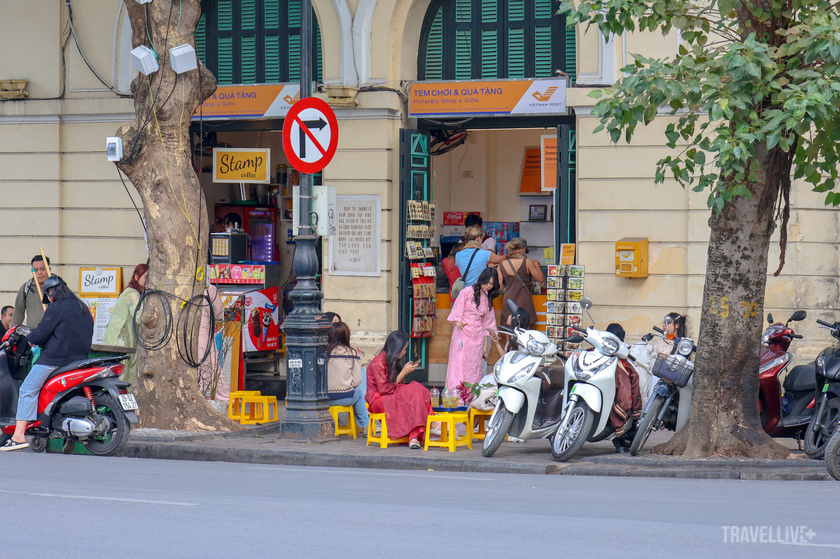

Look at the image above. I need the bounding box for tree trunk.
[654,143,790,458]
[115,0,235,430]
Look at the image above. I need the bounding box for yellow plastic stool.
[329,405,359,439]
[228,391,261,420]
[240,395,279,425]
[424,411,471,452]
[470,408,494,442]
[366,412,410,448]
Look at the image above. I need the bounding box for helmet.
[42,274,65,304]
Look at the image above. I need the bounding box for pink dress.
[446,288,497,390]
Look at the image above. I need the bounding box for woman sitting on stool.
[327,321,369,430]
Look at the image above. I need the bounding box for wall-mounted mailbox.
[615,237,648,278]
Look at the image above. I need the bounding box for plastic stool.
[228,391,261,420]
[329,405,359,439]
[470,408,494,442]
[424,411,471,452]
[240,395,279,425]
[366,412,410,448]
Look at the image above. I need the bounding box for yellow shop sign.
[213,148,271,183]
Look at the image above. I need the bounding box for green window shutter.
[455,29,472,79]
[315,21,323,81]
[264,35,281,82]
[217,0,233,31]
[288,33,301,81]
[508,28,525,77]
[565,24,576,83]
[534,26,552,77]
[241,0,257,30]
[264,0,281,28]
[481,0,497,23]
[508,0,525,22]
[241,36,257,82]
[425,9,444,80]
[288,0,301,27]
[195,14,206,64]
[481,29,498,78]
[455,0,472,23]
[217,36,234,84]
[534,0,551,19]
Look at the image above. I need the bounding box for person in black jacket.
[1,275,93,451]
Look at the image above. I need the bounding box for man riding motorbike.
[1,275,94,451]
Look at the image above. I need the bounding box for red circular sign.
[282,97,339,174]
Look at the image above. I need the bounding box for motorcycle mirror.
[505,299,520,317]
[767,312,773,324]
[789,310,807,322]
[566,334,585,344]
[641,333,653,342]
[580,297,593,311]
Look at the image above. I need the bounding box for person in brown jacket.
[605,323,643,450]
[327,321,368,428]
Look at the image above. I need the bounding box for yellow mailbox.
[615,237,648,278]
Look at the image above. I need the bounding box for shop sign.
[409,78,567,117]
[519,147,543,194]
[541,135,558,191]
[194,83,300,120]
[442,211,480,226]
[213,148,271,184]
[78,267,123,345]
[209,264,267,284]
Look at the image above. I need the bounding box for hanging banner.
[213,148,271,184]
[409,78,567,117]
[194,83,301,120]
[541,135,558,192]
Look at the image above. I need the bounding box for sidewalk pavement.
[118,409,832,481]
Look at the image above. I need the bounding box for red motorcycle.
[0,326,138,454]
[759,310,816,445]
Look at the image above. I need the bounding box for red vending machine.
[214,205,279,262]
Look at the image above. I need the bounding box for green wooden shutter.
[481,29,498,78]
[508,28,525,77]
[424,9,444,80]
[217,0,234,30]
[264,0,281,27]
[217,37,234,84]
[508,0,525,21]
[241,0,257,29]
[195,14,206,63]
[455,0,471,22]
[565,24,577,83]
[288,0,301,26]
[534,0,551,18]
[288,33,301,81]
[455,29,472,79]
[241,36,257,83]
[481,0,497,22]
[534,26,552,77]
[315,22,323,81]
[264,35,281,81]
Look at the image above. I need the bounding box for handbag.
[450,248,479,300]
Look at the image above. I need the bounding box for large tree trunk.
[115,0,234,430]
[654,143,790,458]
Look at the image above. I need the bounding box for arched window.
[195,0,322,85]
[419,0,575,81]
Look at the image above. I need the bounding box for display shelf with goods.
[543,264,585,358]
[405,200,438,338]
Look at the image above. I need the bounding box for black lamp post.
[279,0,332,440]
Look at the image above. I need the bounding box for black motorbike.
[802,319,840,459]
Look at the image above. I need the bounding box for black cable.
[132,289,174,351]
[115,164,147,236]
[175,293,214,367]
[65,0,130,97]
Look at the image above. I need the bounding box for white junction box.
[293,185,337,237]
[170,44,198,74]
[106,137,123,162]
[130,45,159,75]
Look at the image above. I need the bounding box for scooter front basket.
[652,355,694,388]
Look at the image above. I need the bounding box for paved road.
[2,452,839,558]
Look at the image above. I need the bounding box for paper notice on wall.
[82,297,119,345]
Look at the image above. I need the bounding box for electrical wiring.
[175,293,214,367]
[430,130,468,156]
[115,164,147,236]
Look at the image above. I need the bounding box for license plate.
[118,394,139,411]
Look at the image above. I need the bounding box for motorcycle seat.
[45,355,130,383]
[783,362,816,393]
[540,361,565,391]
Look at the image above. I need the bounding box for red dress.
[365,352,434,440]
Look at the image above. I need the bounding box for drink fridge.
[214,205,279,262]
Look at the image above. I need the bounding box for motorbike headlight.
[509,363,535,384]
[758,353,791,374]
[568,351,592,381]
[601,337,619,356]
[816,352,825,374]
[526,337,547,356]
[493,360,503,382]
[676,339,694,357]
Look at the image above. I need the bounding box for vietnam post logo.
[532,86,558,102]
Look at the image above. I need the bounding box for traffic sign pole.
[280,0,332,441]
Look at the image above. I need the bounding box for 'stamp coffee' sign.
[79,268,121,296]
[212,148,271,183]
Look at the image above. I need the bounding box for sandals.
[409,438,421,449]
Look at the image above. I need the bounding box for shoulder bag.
[450,248,479,300]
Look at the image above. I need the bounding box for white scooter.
[550,297,638,462]
[482,300,566,457]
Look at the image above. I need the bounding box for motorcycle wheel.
[29,436,47,453]
[551,403,594,462]
[804,397,840,459]
[825,425,840,481]
[629,395,664,456]
[482,404,515,458]
[0,434,9,447]
[85,393,130,456]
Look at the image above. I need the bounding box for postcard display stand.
[544,265,585,357]
[406,200,437,338]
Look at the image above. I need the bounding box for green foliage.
[560,0,840,208]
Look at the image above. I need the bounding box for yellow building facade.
[0,0,835,381]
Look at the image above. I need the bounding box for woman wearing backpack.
[455,226,507,289]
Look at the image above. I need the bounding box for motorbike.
[802,318,840,458]
[481,300,566,457]
[628,326,696,456]
[757,311,819,452]
[822,415,840,480]
[0,326,139,455]
[550,298,641,462]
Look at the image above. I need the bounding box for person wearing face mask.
[653,312,686,358]
[2,275,94,451]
